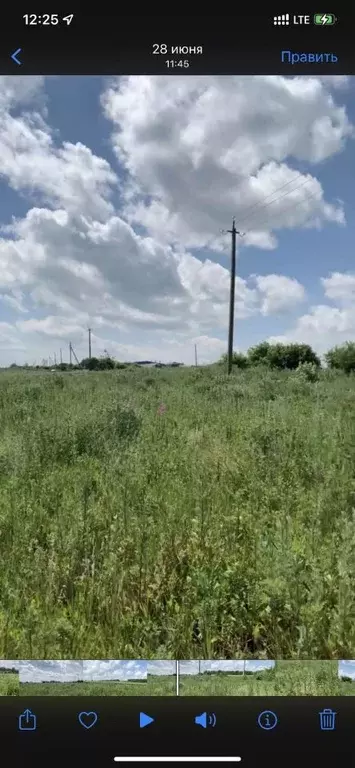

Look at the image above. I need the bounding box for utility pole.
[54,352,57,366]
[69,342,72,366]
[221,218,245,374]
[194,344,198,367]
[70,343,81,367]
[60,348,63,365]
[88,328,92,360]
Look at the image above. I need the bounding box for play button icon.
[139,712,154,728]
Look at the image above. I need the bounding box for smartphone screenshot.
[0,10,354,767]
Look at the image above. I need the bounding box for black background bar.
[0,13,354,75]
[9,697,355,767]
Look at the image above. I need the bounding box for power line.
[243,188,324,234]
[235,176,312,229]
[233,171,306,227]
[232,109,329,229]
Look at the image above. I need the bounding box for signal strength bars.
[273,13,290,24]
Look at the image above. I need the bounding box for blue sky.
[147,661,176,676]
[338,661,355,680]
[0,75,354,366]
[16,660,147,683]
[82,660,147,681]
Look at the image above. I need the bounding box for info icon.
[257,710,278,730]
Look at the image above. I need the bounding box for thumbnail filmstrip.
[2,660,355,696]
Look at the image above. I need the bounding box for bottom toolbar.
[8,697,354,767]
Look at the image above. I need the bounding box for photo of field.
[18,660,148,696]
[18,659,177,695]
[0,75,354,661]
[338,660,355,692]
[178,660,355,696]
[0,661,19,695]
[147,661,177,695]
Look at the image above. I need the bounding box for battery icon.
[314,13,337,25]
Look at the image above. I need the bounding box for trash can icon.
[319,709,336,730]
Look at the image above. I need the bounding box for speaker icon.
[194,711,217,728]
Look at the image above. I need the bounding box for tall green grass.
[0,672,19,695]
[180,660,354,695]
[19,678,174,696]
[0,365,354,658]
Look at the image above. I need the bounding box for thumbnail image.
[0,74,354,661]
[147,661,177,695]
[178,660,355,695]
[0,661,19,696]
[82,660,148,695]
[338,661,355,693]
[19,660,148,696]
[19,660,84,696]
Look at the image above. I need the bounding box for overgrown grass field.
[19,677,175,696]
[0,672,19,695]
[180,661,355,695]
[0,365,354,658]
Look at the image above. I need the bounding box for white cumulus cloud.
[19,660,83,683]
[254,274,306,315]
[102,75,352,248]
[269,271,355,352]
[83,660,147,681]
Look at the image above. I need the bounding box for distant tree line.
[6,341,355,374]
[219,341,355,374]
[8,357,183,371]
[0,666,17,674]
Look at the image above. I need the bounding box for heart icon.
[78,711,98,729]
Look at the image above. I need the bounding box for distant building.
[133,361,184,368]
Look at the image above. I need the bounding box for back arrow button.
[11,48,22,65]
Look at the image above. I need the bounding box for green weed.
[0,366,354,658]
